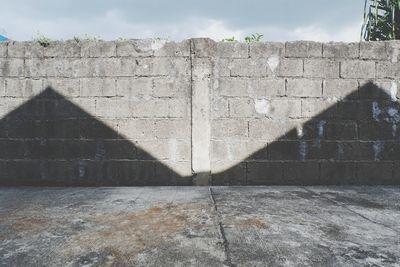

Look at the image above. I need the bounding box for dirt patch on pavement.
[236,218,271,229]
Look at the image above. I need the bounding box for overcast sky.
[1,0,365,42]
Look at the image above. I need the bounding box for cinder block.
[0,59,25,77]
[0,78,4,96]
[254,98,301,119]
[340,60,375,79]
[5,78,43,97]
[79,118,119,139]
[130,99,169,118]
[285,41,322,58]
[155,161,192,185]
[283,162,320,185]
[81,41,116,57]
[359,80,398,100]
[153,77,190,98]
[134,57,190,77]
[250,78,285,98]
[360,42,388,60]
[118,119,156,140]
[249,119,297,140]
[301,99,337,118]
[0,160,43,185]
[323,42,359,58]
[0,140,26,159]
[212,162,247,185]
[304,59,340,78]
[153,40,190,57]
[286,78,322,97]
[324,122,358,140]
[229,97,254,117]
[250,42,284,58]
[95,99,131,118]
[154,119,190,139]
[267,141,301,160]
[116,77,153,99]
[247,162,283,185]
[212,98,229,118]
[0,42,7,57]
[168,98,189,118]
[44,41,81,58]
[334,142,374,160]
[44,78,80,97]
[218,78,249,96]
[116,39,154,57]
[191,38,217,58]
[320,162,357,185]
[106,161,156,186]
[277,58,303,77]
[25,43,44,58]
[80,78,116,97]
[7,42,26,58]
[357,162,394,184]
[323,79,359,99]
[230,58,268,77]
[359,121,396,140]
[376,62,400,78]
[214,58,231,77]
[216,42,248,58]
[212,119,248,139]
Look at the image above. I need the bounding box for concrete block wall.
[1,38,400,185]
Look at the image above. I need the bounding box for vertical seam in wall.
[189,39,194,177]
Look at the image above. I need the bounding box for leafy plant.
[362,0,400,40]
[33,34,51,47]
[222,36,237,42]
[244,33,264,43]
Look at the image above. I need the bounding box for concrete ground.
[0,187,399,267]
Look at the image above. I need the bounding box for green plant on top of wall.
[362,0,400,40]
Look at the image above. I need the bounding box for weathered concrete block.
[95,99,131,118]
[340,60,375,78]
[230,58,268,77]
[118,119,156,140]
[218,78,248,96]
[0,42,7,57]
[130,99,169,118]
[286,78,322,97]
[154,119,190,139]
[283,162,320,185]
[212,162,247,185]
[5,78,43,97]
[323,79,359,99]
[286,41,322,58]
[268,141,301,160]
[250,78,285,98]
[360,42,388,60]
[44,78,80,97]
[167,98,188,118]
[216,42,248,58]
[153,77,189,98]
[154,40,190,57]
[79,118,118,139]
[253,98,302,119]
[247,162,283,185]
[229,97,254,117]
[0,59,25,77]
[320,162,357,185]
[212,119,248,139]
[250,42,284,58]
[357,162,394,184]
[80,78,116,97]
[44,41,81,58]
[324,122,358,140]
[116,77,152,99]
[191,38,216,58]
[359,80,398,100]
[376,62,400,78]
[304,59,340,78]
[134,57,190,77]
[323,42,359,58]
[0,78,4,96]
[213,58,231,77]
[7,42,26,58]
[116,39,154,57]
[81,41,116,57]
[249,119,297,140]
[25,43,44,58]
[301,99,337,118]
[277,58,303,77]
[212,98,229,118]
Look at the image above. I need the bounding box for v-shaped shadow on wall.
[0,87,189,186]
[1,83,400,186]
[213,81,400,186]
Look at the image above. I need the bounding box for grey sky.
[1,0,365,41]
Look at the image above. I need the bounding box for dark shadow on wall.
[213,81,400,185]
[0,87,189,186]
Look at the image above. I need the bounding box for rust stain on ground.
[236,218,271,229]
[60,202,212,263]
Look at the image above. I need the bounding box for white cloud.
[193,19,244,41]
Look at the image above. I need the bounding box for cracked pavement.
[0,186,399,266]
